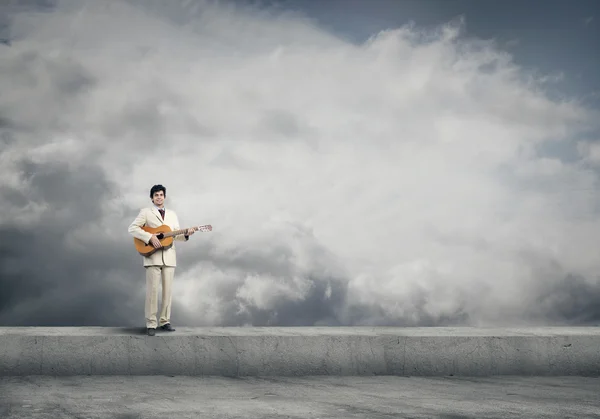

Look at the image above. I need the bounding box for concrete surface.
[1,327,600,376]
[1,375,599,418]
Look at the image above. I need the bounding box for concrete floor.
[1,376,599,418]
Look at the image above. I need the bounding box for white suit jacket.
[128,207,188,267]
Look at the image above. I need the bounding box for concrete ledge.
[1,327,599,376]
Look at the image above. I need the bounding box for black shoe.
[160,323,176,332]
[147,328,156,336]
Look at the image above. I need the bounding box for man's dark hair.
[150,184,166,198]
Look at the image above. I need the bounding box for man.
[128,184,194,336]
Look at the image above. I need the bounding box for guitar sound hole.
[157,233,164,239]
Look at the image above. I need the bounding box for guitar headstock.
[195,224,213,232]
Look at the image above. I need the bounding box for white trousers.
[145,265,175,329]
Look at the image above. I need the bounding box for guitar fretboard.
[163,226,209,237]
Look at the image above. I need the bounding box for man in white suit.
[128,184,194,336]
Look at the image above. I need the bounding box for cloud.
[1,0,599,327]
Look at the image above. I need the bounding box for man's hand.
[150,235,162,248]
[185,228,195,237]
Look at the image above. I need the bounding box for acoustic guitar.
[134,224,212,256]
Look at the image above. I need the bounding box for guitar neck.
[163,225,208,237]
[163,229,188,238]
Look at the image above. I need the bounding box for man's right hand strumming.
[149,235,162,249]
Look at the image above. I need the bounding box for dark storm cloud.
[529,274,600,325]
[0,159,134,324]
[0,48,95,136]
[0,0,141,305]
[0,159,144,326]
[0,0,212,327]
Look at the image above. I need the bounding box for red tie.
[159,209,165,219]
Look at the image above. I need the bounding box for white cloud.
[2,0,600,326]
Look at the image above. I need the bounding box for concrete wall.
[1,327,599,376]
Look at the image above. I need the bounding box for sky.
[271,0,600,108]
[0,0,599,328]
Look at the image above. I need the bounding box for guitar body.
[134,225,175,257]
[132,222,211,257]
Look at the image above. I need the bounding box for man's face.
[152,191,165,207]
